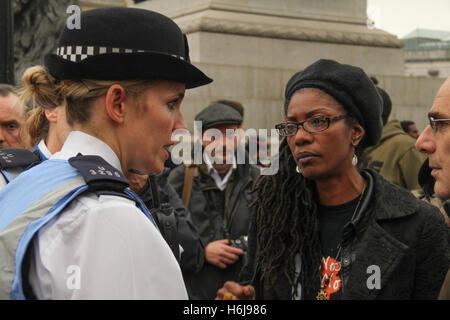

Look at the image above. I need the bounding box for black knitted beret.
[284,59,383,148]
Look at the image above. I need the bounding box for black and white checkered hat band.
[56,46,186,63]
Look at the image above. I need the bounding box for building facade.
[404,29,450,78]
[11,0,447,132]
[129,0,444,132]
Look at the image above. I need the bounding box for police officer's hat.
[44,7,212,89]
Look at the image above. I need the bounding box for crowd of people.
[0,7,448,300]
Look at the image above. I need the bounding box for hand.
[216,281,255,300]
[205,239,244,269]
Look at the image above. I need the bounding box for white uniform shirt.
[37,139,52,160]
[0,174,6,190]
[28,131,188,299]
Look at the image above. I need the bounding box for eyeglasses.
[428,115,450,133]
[275,115,348,136]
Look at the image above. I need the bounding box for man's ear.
[105,84,127,124]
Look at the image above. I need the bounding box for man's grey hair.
[0,84,17,97]
[0,84,28,117]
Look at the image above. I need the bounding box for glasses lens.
[285,123,299,135]
[276,123,298,136]
[304,117,328,133]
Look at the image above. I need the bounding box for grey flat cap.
[195,102,243,129]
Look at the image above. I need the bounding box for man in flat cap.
[168,101,260,300]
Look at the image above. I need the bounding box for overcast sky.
[367,0,450,38]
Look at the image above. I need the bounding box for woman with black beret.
[0,8,211,299]
[217,59,449,300]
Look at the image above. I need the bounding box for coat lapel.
[344,219,410,299]
[344,170,416,299]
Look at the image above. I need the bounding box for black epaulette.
[68,153,131,199]
[0,148,41,170]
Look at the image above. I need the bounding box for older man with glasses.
[416,78,450,214]
[415,77,450,300]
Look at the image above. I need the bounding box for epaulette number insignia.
[89,166,121,178]
[0,151,15,163]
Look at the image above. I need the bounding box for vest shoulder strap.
[68,153,157,226]
[0,148,41,170]
[0,149,42,183]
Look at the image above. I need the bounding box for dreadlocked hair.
[250,137,323,298]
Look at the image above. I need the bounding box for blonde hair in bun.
[19,66,62,149]
[24,106,49,149]
[20,66,63,110]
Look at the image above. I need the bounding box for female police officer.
[0,7,211,299]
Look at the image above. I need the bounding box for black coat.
[169,162,260,299]
[239,169,450,300]
[137,168,205,274]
